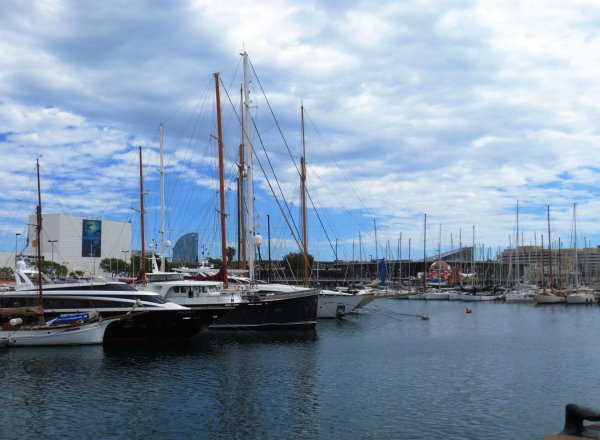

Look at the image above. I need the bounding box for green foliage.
[282,252,313,277]
[0,266,13,279]
[99,258,130,275]
[40,260,68,278]
[207,257,222,269]
[226,246,236,263]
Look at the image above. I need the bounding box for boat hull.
[565,293,597,304]
[425,291,449,300]
[318,291,365,318]
[1,319,112,346]
[504,292,535,302]
[102,308,225,341]
[460,293,502,301]
[534,294,566,304]
[206,290,318,330]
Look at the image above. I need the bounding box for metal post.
[48,239,57,278]
[122,250,129,276]
[15,233,21,267]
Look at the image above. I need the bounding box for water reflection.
[4,300,600,438]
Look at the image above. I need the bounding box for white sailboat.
[566,204,597,304]
[505,201,535,302]
[534,206,566,305]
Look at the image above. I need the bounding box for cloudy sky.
[2,0,600,263]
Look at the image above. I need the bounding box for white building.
[24,213,132,276]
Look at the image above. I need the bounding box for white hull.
[1,319,112,347]
[447,291,462,301]
[460,293,502,301]
[504,292,535,302]
[425,291,449,300]
[318,291,365,318]
[566,293,597,304]
[408,293,427,300]
[534,294,566,304]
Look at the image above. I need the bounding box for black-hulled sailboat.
[142,69,318,330]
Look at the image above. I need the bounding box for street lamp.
[15,233,21,267]
[48,240,58,278]
[122,250,130,276]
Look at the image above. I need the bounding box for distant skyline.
[2,0,600,263]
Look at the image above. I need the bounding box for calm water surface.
[2,299,599,439]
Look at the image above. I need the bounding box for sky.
[2,0,600,263]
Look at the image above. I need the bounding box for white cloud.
[1,0,600,261]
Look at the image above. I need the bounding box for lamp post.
[48,239,58,278]
[15,233,21,267]
[122,250,129,276]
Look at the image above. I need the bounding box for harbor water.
[2,298,599,439]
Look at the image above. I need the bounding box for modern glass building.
[172,233,198,266]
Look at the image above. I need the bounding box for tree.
[0,266,13,279]
[40,260,68,278]
[207,257,222,269]
[282,252,314,279]
[99,258,130,276]
[226,246,236,263]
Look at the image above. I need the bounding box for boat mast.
[437,223,442,289]
[547,205,553,291]
[242,51,255,280]
[541,234,546,294]
[139,145,146,280]
[35,159,43,309]
[238,84,247,272]
[422,214,426,291]
[214,72,228,288]
[159,123,166,271]
[515,200,519,287]
[300,102,309,287]
[398,233,402,289]
[471,225,475,289]
[574,203,578,290]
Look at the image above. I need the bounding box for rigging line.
[250,126,304,252]
[305,184,336,257]
[248,58,302,177]
[303,108,377,229]
[219,77,303,244]
[165,79,215,242]
[250,116,301,238]
[240,64,338,259]
[218,75,298,227]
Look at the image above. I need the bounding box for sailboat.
[409,214,428,300]
[142,70,318,329]
[534,206,566,304]
[505,201,535,302]
[425,224,450,300]
[0,160,114,346]
[566,204,597,304]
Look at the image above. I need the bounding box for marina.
[2,298,599,439]
[3,4,600,439]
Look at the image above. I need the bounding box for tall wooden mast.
[35,159,43,309]
[214,72,228,288]
[300,103,309,287]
